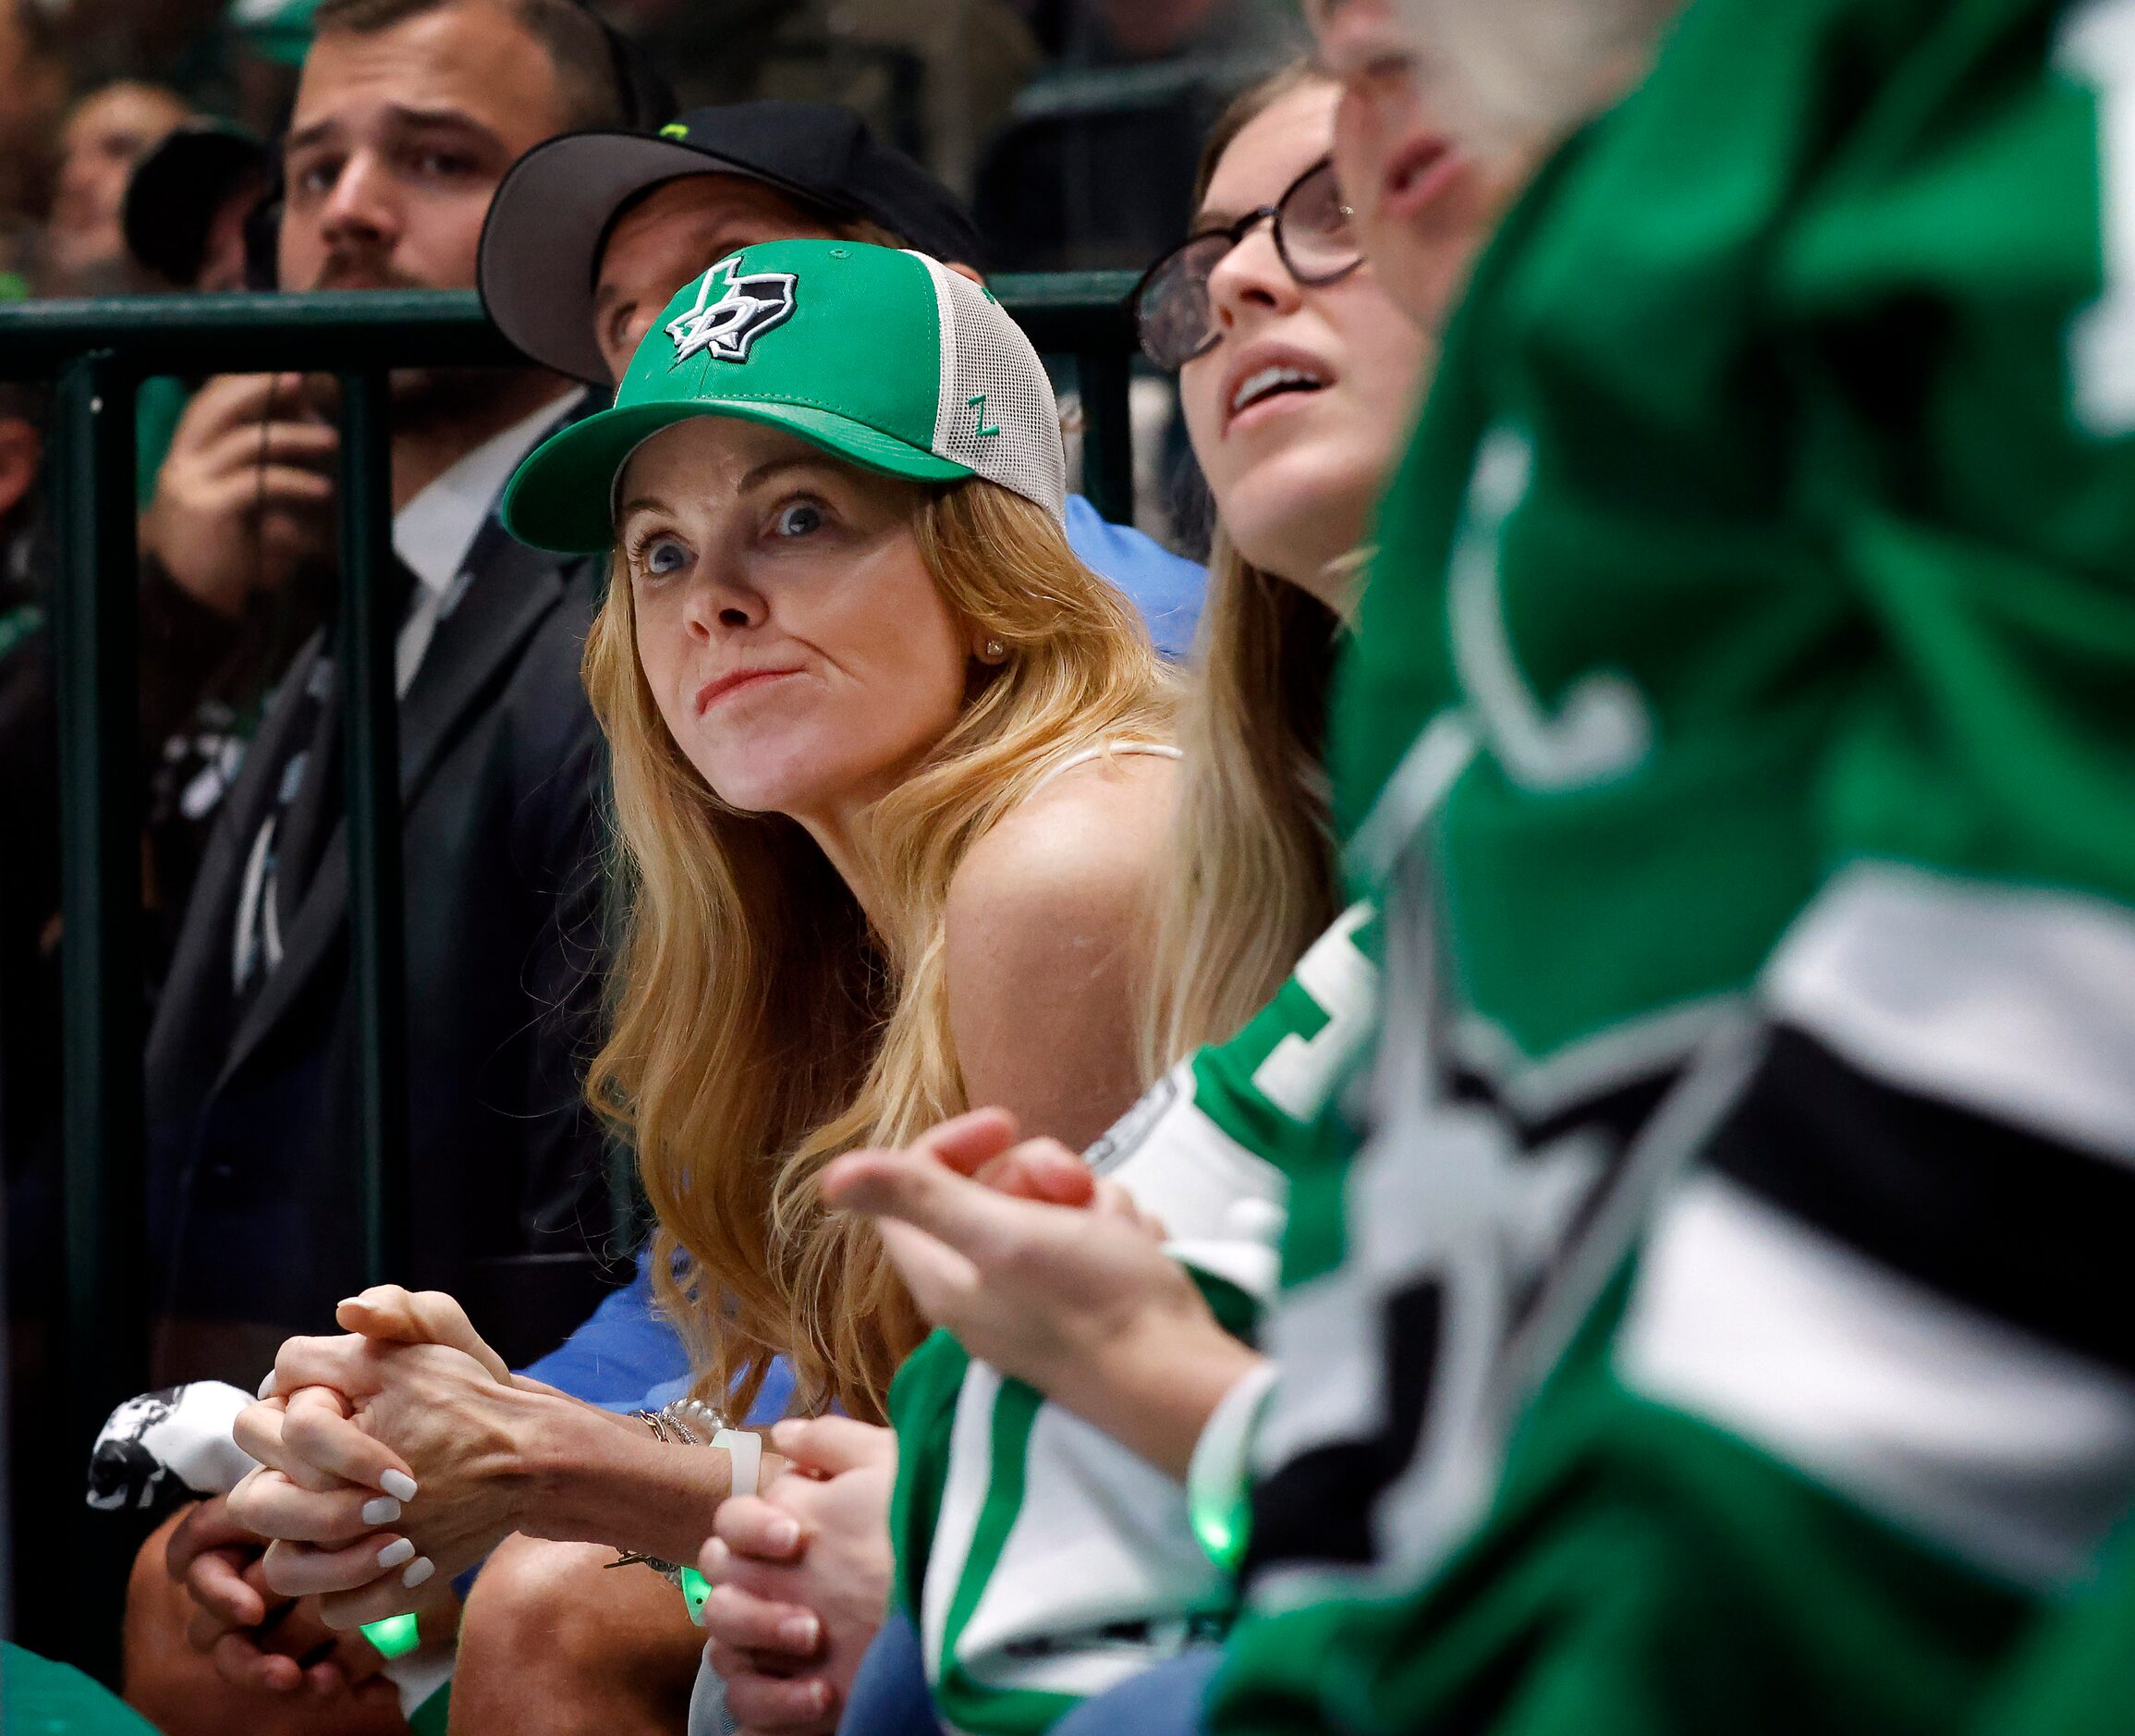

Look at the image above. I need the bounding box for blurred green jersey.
[1214,0,2135,1729]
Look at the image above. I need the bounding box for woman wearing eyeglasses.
[1135,62,1432,1075]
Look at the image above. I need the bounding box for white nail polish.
[378,1470,418,1503]
[360,1497,401,1526]
[257,1371,279,1400]
[401,1556,435,1590]
[375,1537,415,1570]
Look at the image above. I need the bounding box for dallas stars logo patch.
[666,258,798,364]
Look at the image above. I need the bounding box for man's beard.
[305,253,519,430]
[387,362,519,429]
[1392,0,1686,154]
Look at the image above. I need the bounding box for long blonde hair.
[1140,532,1339,1071]
[586,475,1169,1421]
[1140,67,1346,1072]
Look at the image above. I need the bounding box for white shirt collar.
[391,388,583,596]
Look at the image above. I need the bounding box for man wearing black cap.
[478,98,1207,659]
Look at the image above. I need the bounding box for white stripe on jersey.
[1115,1063,1287,1282]
[924,1363,1005,1686]
[1766,861,2135,1163]
[933,1087,1284,1707]
[1617,1173,2135,1590]
[957,1402,1218,1700]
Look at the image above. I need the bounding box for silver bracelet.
[609,1400,742,1585]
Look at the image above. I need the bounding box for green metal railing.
[0,272,1141,1674]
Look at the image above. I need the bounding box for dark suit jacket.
[145,514,621,1385]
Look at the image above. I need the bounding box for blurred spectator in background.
[977,0,1305,269]
[1014,0,1300,64]
[46,79,193,290]
[122,118,272,292]
[0,0,67,228]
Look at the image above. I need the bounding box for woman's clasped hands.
[227,1286,540,1628]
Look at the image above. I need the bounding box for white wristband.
[712,1428,761,1500]
[1185,1359,1276,1571]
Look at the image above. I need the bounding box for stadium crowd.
[2,0,2132,1733]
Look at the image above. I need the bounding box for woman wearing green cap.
[222,238,1175,1619]
[531,236,1177,1422]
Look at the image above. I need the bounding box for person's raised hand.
[140,372,336,615]
[954,1107,1095,1206]
[824,1110,1257,1479]
[700,1418,897,1735]
[820,1111,1183,1388]
[858,1103,1162,1225]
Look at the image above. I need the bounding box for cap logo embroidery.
[666,257,798,365]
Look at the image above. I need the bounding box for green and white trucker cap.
[502,238,1066,554]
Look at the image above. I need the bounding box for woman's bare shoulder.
[947,748,1178,935]
[944,748,1177,1145]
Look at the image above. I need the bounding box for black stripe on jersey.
[1242,1280,1445,1576]
[1454,1067,1683,1336]
[1446,1066,1678,1156]
[1709,1025,2135,1377]
[1243,1066,1690,1580]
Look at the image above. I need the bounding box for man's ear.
[0,419,42,523]
[946,261,985,287]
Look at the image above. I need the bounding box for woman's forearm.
[511,1392,774,1564]
[1053,1314,1267,1482]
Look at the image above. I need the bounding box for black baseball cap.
[123,119,270,287]
[478,100,985,386]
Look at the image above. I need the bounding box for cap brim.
[479,132,860,388]
[503,399,970,554]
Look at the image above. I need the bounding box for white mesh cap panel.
[916,252,1068,523]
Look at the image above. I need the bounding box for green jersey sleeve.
[884,906,1378,1736]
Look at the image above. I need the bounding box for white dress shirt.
[390,388,583,694]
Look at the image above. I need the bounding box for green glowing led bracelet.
[1186,1362,1277,1573]
[360,1610,422,1659]
[679,1564,713,1625]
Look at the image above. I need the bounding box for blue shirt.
[1063,495,1203,660]
[519,1245,795,1420]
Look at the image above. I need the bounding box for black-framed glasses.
[1129,156,1361,373]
